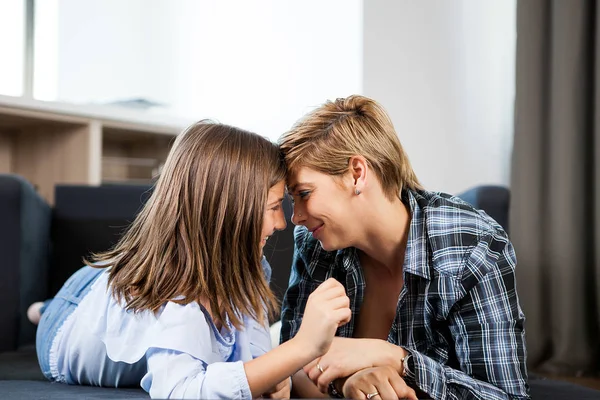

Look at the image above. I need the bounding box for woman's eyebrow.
[288,182,312,193]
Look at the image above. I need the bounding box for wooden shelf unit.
[0,95,188,203]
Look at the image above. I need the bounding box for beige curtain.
[511,0,600,375]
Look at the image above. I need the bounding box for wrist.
[289,334,321,362]
[384,342,408,374]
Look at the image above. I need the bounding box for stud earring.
[355,189,361,195]
[298,212,303,217]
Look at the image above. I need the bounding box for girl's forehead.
[268,180,286,197]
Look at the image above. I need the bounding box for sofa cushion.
[0,381,148,399]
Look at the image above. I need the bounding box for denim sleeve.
[142,348,252,399]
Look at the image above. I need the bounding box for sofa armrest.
[0,174,51,350]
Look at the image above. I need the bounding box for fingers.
[389,371,418,400]
[273,379,288,392]
[317,373,332,393]
[377,381,399,400]
[359,385,379,400]
[315,277,343,291]
[328,293,350,311]
[309,278,347,301]
[341,367,417,400]
[304,360,336,394]
[336,307,352,326]
[345,386,367,400]
[305,360,323,383]
[268,385,291,399]
[303,358,319,376]
[317,364,340,393]
[263,378,291,399]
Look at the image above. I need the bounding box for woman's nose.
[291,204,306,226]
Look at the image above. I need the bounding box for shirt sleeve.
[279,227,319,344]
[247,315,272,358]
[141,348,252,399]
[407,235,530,400]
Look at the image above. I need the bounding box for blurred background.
[0,0,516,195]
[1,0,599,393]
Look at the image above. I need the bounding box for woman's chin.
[318,238,339,252]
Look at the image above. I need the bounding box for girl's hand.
[262,377,291,399]
[294,278,351,358]
[342,366,417,400]
[304,337,407,393]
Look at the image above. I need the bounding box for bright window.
[0,0,25,97]
[32,0,363,140]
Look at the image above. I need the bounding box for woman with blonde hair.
[279,96,529,400]
[31,121,351,399]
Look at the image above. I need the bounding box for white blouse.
[50,260,273,399]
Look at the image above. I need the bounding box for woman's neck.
[356,196,411,275]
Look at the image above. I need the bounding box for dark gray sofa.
[0,173,598,399]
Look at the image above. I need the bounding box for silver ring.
[366,392,379,399]
[316,364,324,373]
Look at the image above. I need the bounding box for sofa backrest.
[50,184,153,296]
[457,185,510,234]
[50,184,297,307]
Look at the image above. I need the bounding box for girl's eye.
[271,205,281,211]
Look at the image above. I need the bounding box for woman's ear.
[348,155,368,193]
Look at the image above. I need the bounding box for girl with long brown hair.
[30,121,351,399]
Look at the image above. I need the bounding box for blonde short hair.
[279,95,421,200]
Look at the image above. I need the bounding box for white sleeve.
[141,348,252,399]
[248,257,274,357]
[246,315,272,359]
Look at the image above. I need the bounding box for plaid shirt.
[280,190,530,400]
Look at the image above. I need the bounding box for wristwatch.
[402,352,413,379]
[328,380,344,398]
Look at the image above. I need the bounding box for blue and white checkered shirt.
[280,189,530,400]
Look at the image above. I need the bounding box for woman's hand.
[303,337,406,393]
[262,377,291,399]
[342,366,417,400]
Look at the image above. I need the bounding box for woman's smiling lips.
[310,224,324,239]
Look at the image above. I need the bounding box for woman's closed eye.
[298,190,311,200]
[288,190,311,205]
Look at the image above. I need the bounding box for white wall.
[0,0,25,97]
[41,0,362,140]
[32,0,516,192]
[363,0,516,194]
[146,1,363,139]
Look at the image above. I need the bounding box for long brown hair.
[87,121,284,328]
[279,95,421,200]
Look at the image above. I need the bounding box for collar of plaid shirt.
[299,189,443,339]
